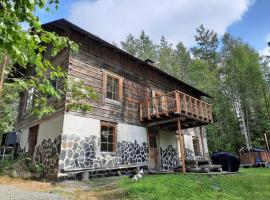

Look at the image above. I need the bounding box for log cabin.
[15,19,213,179]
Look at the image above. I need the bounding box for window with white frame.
[100,123,116,152]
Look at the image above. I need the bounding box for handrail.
[139,90,213,123]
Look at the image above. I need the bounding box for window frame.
[100,122,117,153]
[24,88,35,113]
[102,70,123,103]
[192,136,201,156]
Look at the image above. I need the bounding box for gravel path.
[0,185,66,200]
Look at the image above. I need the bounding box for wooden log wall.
[61,22,206,126]
[16,49,69,129]
[17,21,207,129]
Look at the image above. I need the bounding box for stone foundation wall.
[160,145,178,171]
[58,134,148,172]
[33,135,62,176]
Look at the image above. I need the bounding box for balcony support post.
[140,103,143,121]
[177,119,186,174]
[199,126,206,160]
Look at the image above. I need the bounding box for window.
[192,137,201,156]
[25,88,35,112]
[100,123,116,152]
[47,78,59,98]
[106,75,119,101]
[103,71,123,102]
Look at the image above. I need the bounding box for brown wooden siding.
[67,47,201,126]
[16,49,69,129]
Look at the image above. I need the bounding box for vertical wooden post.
[155,97,159,118]
[265,134,269,151]
[199,101,202,118]
[184,95,188,114]
[147,100,151,120]
[139,103,143,121]
[191,98,194,116]
[177,120,186,174]
[175,91,180,113]
[199,126,206,159]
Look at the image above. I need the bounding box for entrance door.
[148,131,159,170]
[28,125,39,156]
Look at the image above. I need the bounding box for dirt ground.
[0,176,101,200]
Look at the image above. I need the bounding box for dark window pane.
[107,76,113,82]
[107,91,112,99]
[101,143,107,152]
[101,133,107,143]
[109,127,114,134]
[107,82,112,91]
[108,143,113,152]
[108,134,113,142]
[101,126,107,132]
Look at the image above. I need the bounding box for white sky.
[68,0,253,47]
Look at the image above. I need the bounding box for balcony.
[139,90,213,127]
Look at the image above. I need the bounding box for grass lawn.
[101,168,270,200]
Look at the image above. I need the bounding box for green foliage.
[0,84,18,133]
[121,26,270,153]
[113,169,270,200]
[0,0,97,131]
[66,77,99,113]
[121,31,158,62]
[0,159,16,175]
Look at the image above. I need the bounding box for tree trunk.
[0,54,8,97]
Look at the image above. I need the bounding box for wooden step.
[198,160,212,165]
[188,167,210,173]
[199,164,221,168]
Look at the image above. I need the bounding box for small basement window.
[100,123,116,152]
[192,136,201,156]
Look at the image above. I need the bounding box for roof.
[43,19,211,98]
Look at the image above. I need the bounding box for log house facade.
[16,19,213,178]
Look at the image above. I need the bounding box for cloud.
[68,0,253,47]
[259,33,270,57]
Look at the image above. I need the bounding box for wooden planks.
[139,90,213,124]
[177,120,186,174]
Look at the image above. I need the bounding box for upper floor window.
[103,70,123,102]
[107,75,119,101]
[100,122,116,152]
[25,88,35,112]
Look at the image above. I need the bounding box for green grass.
[113,168,270,200]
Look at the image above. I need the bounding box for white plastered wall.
[18,115,64,152]
[62,114,100,138]
[36,115,64,145]
[159,129,177,149]
[62,114,148,149]
[117,123,147,144]
[18,128,29,152]
[184,127,209,157]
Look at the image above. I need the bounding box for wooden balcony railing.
[139,90,213,123]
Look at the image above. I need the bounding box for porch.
[139,90,213,127]
[139,90,213,174]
